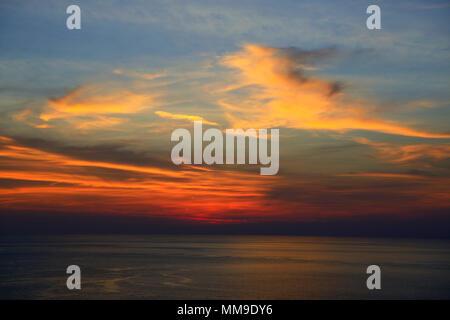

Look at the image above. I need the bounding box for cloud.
[218,44,450,138]
[1,133,448,225]
[155,110,218,125]
[416,3,450,9]
[337,172,427,179]
[355,137,450,164]
[12,109,51,129]
[0,136,274,221]
[73,116,126,130]
[113,69,167,81]
[2,43,449,226]
[41,84,155,121]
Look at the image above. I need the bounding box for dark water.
[0,235,449,299]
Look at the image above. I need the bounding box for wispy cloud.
[42,84,154,121]
[155,110,218,125]
[218,44,450,139]
[113,69,167,81]
[0,136,273,221]
[355,137,450,164]
[337,172,427,179]
[1,39,449,225]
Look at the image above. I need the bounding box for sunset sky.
[0,0,449,236]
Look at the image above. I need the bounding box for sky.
[0,0,449,236]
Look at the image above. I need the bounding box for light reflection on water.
[0,235,449,299]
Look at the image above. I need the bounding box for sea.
[0,235,449,299]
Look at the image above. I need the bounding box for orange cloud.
[355,137,450,164]
[12,109,51,129]
[3,45,450,225]
[74,116,126,130]
[1,135,448,223]
[41,84,155,121]
[113,69,167,81]
[155,110,218,125]
[219,44,450,139]
[0,137,275,221]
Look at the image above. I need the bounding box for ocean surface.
[0,235,449,299]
